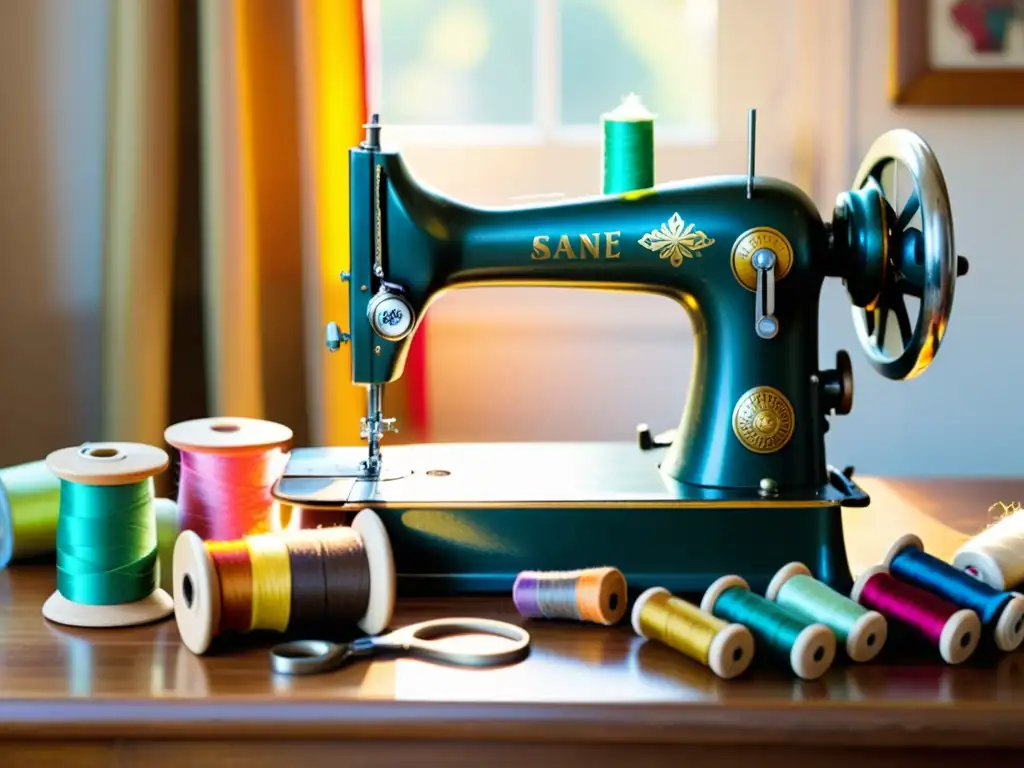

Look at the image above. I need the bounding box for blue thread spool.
[884,533,1024,653]
[701,574,836,680]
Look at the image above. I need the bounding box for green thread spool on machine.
[274,106,970,597]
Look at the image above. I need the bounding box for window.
[369,0,717,140]
[362,0,816,325]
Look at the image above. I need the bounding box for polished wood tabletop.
[2,477,1024,766]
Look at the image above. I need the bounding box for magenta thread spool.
[851,565,981,664]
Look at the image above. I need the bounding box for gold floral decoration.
[638,213,715,267]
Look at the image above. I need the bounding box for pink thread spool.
[851,565,981,665]
[164,417,292,541]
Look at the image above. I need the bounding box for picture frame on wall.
[893,0,1024,105]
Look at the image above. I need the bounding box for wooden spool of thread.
[850,564,981,664]
[632,586,754,679]
[173,509,395,654]
[0,459,61,569]
[42,442,174,628]
[766,562,888,662]
[165,417,293,541]
[884,533,1024,653]
[701,575,836,680]
[602,93,655,195]
[513,566,627,625]
[952,503,1024,591]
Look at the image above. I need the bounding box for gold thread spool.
[246,533,292,632]
[632,586,755,679]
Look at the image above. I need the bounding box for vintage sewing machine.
[274,111,969,597]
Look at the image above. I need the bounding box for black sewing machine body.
[274,116,966,598]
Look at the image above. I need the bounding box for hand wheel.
[843,129,968,381]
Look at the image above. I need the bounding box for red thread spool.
[164,417,293,542]
[851,565,981,665]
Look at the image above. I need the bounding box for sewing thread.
[602,94,655,194]
[173,508,395,655]
[851,564,981,664]
[766,562,888,662]
[0,459,61,569]
[701,575,836,680]
[41,442,174,629]
[513,566,627,625]
[953,501,1024,591]
[885,533,1024,653]
[165,417,293,541]
[632,586,754,679]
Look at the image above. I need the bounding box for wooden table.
[2,477,1024,767]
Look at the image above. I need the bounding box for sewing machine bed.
[274,442,858,597]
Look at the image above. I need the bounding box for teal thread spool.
[42,442,174,628]
[701,575,836,680]
[602,93,655,195]
[766,562,888,662]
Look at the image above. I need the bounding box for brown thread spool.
[172,509,395,654]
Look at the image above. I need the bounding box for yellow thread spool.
[246,534,292,632]
[632,586,755,679]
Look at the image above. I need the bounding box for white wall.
[427,0,1024,477]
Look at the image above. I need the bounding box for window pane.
[378,0,535,125]
[558,0,717,131]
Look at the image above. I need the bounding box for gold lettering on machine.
[531,232,621,260]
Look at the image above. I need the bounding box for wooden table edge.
[1,699,1022,748]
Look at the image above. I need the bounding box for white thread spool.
[953,506,1024,591]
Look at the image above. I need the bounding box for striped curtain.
[99,0,429,451]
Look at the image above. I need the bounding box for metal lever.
[752,248,778,339]
[325,321,350,351]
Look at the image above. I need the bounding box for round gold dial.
[730,227,793,291]
[732,386,795,454]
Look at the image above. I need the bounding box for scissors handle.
[374,617,531,667]
[269,636,375,676]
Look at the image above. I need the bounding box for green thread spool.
[0,460,61,568]
[766,562,888,662]
[701,574,836,680]
[42,442,174,629]
[602,93,655,195]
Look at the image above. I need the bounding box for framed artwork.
[892,0,1024,105]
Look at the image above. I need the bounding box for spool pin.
[173,509,396,655]
[766,562,888,662]
[701,575,836,680]
[164,416,293,540]
[884,533,1024,653]
[633,586,754,679]
[851,564,981,664]
[42,442,174,628]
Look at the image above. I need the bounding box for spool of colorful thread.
[164,416,292,541]
[513,566,627,625]
[766,562,888,662]
[700,575,836,680]
[0,459,61,569]
[173,509,395,654]
[952,503,1024,591]
[850,564,981,664]
[884,533,1024,653]
[632,586,754,679]
[42,442,174,628]
[602,93,655,195]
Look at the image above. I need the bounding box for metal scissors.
[269,617,531,676]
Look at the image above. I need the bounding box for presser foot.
[272,442,858,598]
